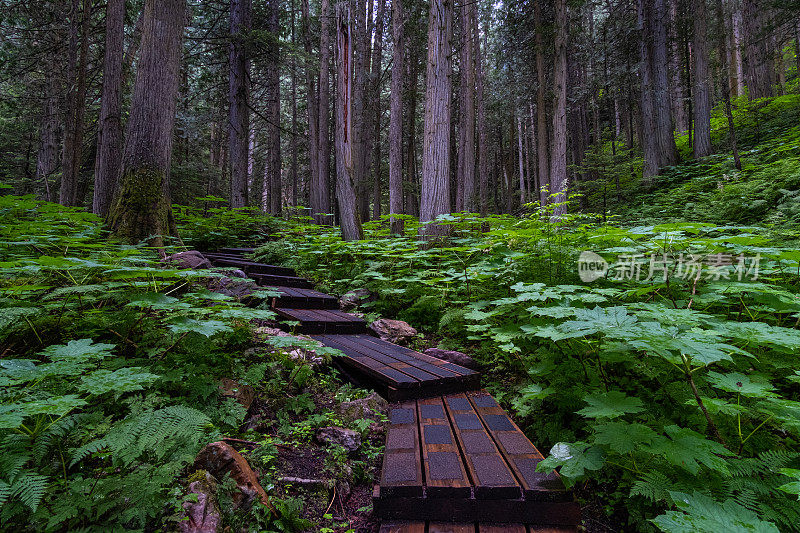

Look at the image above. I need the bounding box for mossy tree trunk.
[108,0,186,246]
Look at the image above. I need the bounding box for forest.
[2,0,800,531]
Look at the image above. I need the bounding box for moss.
[107,165,173,246]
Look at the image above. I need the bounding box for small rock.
[339,288,374,311]
[254,328,326,367]
[424,348,479,370]
[206,276,257,299]
[369,318,417,344]
[180,473,221,533]
[315,426,361,452]
[193,442,274,512]
[165,251,212,270]
[211,267,247,279]
[219,378,255,411]
[337,392,388,424]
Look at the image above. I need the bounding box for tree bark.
[533,0,549,207]
[302,0,320,220]
[692,0,713,158]
[229,0,251,208]
[713,0,741,170]
[60,0,90,206]
[265,0,282,214]
[639,0,660,179]
[516,114,526,205]
[668,0,688,133]
[550,0,568,216]
[389,0,404,234]
[420,0,453,235]
[369,0,387,220]
[456,0,476,213]
[37,66,60,203]
[475,6,489,215]
[93,0,125,217]
[318,0,333,223]
[353,0,369,222]
[742,0,774,99]
[731,8,745,97]
[108,0,186,246]
[290,0,299,207]
[335,2,364,240]
[652,0,678,167]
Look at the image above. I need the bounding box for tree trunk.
[60,0,90,206]
[456,0,476,213]
[516,114,526,205]
[652,0,678,167]
[335,2,364,240]
[290,0,299,207]
[265,0,281,214]
[229,0,251,208]
[37,67,60,203]
[713,0,741,170]
[108,0,186,246]
[370,0,387,220]
[669,0,688,133]
[389,0,404,234]
[550,0,568,216]
[731,9,746,97]
[692,0,713,158]
[640,0,660,178]
[353,0,369,222]
[405,37,421,218]
[93,0,125,217]
[302,0,320,220]
[420,0,453,235]
[475,6,489,215]
[534,0,549,206]
[742,0,773,99]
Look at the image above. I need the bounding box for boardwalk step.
[275,309,367,334]
[375,391,579,526]
[313,334,480,401]
[380,523,576,532]
[205,256,297,277]
[268,286,339,310]
[217,247,256,255]
[249,273,314,289]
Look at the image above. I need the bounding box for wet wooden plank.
[274,309,366,334]
[217,247,255,255]
[381,401,424,498]
[270,287,339,310]
[429,524,474,533]
[466,391,570,502]
[379,522,426,533]
[206,257,297,276]
[351,335,479,377]
[314,335,421,389]
[417,397,471,499]
[478,525,526,533]
[249,273,314,289]
[443,393,521,500]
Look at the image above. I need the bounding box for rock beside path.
[369,318,417,344]
[423,347,479,370]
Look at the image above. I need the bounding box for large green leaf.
[578,391,644,419]
[652,491,779,532]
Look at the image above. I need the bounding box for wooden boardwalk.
[202,249,581,530]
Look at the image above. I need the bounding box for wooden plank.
[274,309,365,334]
[379,522,426,533]
[250,273,314,289]
[478,525,526,533]
[373,496,581,525]
[381,401,424,498]
[318,335,441,383]
[314,335,420,389]
[352,335,479,377]
[526,527,579,533]
[443,393,521,500]
[466,391,570,502]
[207,257,297,276]
[417,397,471,499]
[429,524,474,533]
[217,247,255,254]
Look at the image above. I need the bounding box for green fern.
[632,471,676,503]
[8,471,48,512]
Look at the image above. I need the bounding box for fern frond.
[631,471,672,502]
[9,472,48,512]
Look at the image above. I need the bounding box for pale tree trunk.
[456,0,476,213]
[60,0,90,206]
[290,0,299,207]
[420,0,453,235]
[640,0,660,178]
[405,32,421,218]
[713,0,741,169]
[652,0,678,167]
[550,0,568,216]
[742,0,774,99]
[516,114,525,205]
[265,0,282,214]
[37,67,60,203]
[335,3,364,240]
[369,0,387,220]
[317,0,333,223]
[528,102,539,201]
[108,0,186,246]
[302,0,320,219]
[229,0,251,208]
[668,0,688,133]
[731,8,745,97]
[353,0,369,222]
[534,0,549,206]
[692,0,713,158]
[93,0,125,217]
[796,20,800,82]
[475,5,489,215]
[389,0,404,234]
